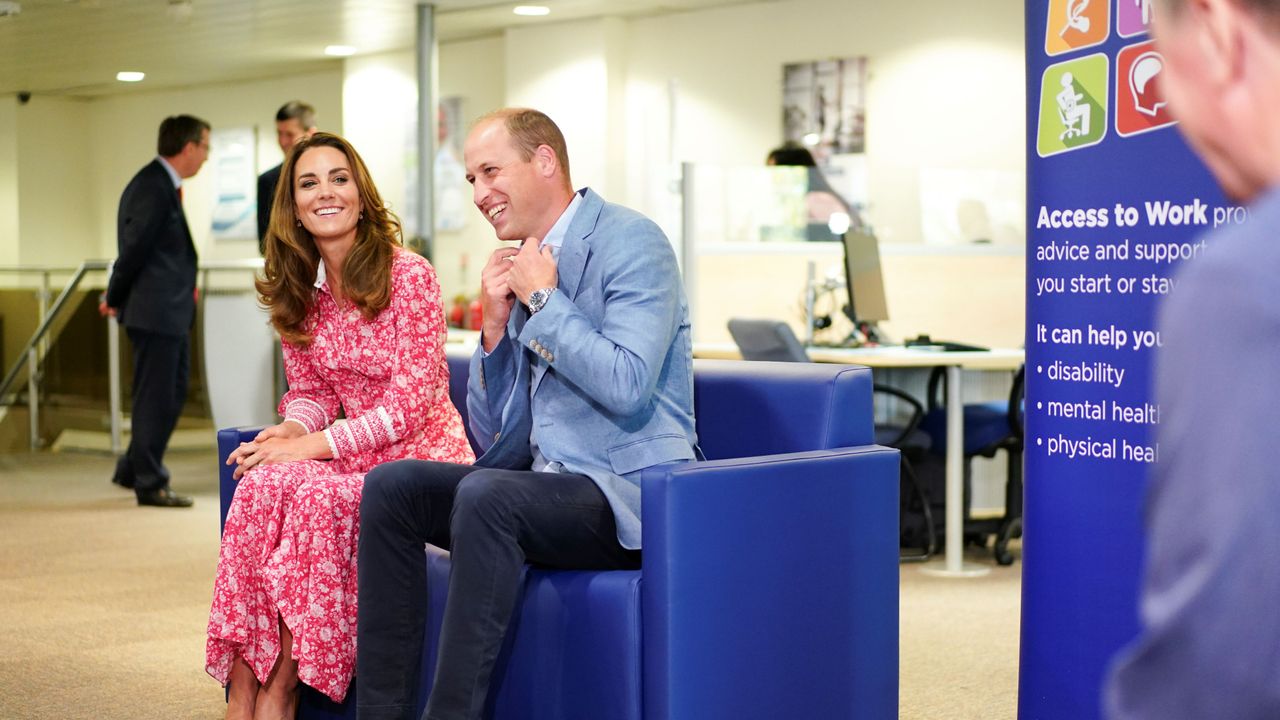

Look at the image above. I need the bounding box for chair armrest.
[217,426,267,533]
[641,445,900,720]
[873,383,925,447]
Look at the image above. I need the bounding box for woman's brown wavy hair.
[257,132,402,346]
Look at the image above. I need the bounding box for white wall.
[436,37,508,301]
[623,0,1025,245]
[694,245,1025,348]
[505,17,629,198]
[339,36,506,301]
[429,0,1026,345]
[0,97,18,267]
[0,0,1025,346]
[15,97,96,268]
[87,69,344,263]
[343,51,419,241]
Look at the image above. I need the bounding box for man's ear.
[1195,0,1246,86]
[533,144,558,178]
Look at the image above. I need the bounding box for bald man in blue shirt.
[1107,0,1280,717]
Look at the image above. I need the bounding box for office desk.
[696,343,1025,577]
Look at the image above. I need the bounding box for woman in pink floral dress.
[205,132,474,719]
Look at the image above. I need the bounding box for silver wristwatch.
[527,287,556,314]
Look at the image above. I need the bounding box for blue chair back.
[691,359,874,458]
[444,353,875,461]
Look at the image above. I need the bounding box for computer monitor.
[841,229,889,340]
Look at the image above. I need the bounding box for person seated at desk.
[766,142,862,241]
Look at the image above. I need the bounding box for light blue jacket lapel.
[555,189,603,301]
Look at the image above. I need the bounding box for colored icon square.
[1045,0,1111,56]
[1117,0,1153,37]
[1116,40,1175,136]
[1037,54,1110,157]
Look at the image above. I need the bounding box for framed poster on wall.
[780,57,869,239]
[209,126,257,242]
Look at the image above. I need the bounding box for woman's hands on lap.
[227,421,332,479]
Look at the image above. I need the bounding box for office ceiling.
[0,0,765,99]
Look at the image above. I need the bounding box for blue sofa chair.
[217,357,900,720]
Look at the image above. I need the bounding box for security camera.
[17,92,31,105]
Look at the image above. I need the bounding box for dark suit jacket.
[106,159,197,337]
[257,163,283,254]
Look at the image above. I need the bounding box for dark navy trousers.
[112,327,190,494]
[355,460,640,720]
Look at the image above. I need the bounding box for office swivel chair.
[726,318,811,363]
[1058,103,1086,141]
[726,318,936,560]
[919,365,1025,566]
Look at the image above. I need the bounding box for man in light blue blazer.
[356,108,696,720]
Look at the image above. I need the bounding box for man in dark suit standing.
[256,101,316,253]
[101,114,210,508]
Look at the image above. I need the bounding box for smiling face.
[464,118,562,242]
[293,145,362,248]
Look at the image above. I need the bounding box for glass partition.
[683,162,868,247]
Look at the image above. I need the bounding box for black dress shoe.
[136,487,194,508]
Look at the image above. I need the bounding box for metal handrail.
[0,265,82,274]
[0,261,111,401]
[0,261,113,451]
[1,258,265,453]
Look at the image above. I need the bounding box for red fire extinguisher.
[448,295,467,328]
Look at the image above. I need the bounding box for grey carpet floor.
[0,448,1020,719]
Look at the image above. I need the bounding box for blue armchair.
[218,357,900,720]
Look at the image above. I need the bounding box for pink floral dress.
[205,249,474,702]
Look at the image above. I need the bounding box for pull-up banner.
[1022,1,1232,717]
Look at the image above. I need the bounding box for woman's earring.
[359,211,364,221]
[295,218,302,227]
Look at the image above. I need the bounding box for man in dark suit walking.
[256,101,317,253]
[101,114,210,508]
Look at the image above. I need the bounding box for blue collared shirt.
[528,190,583,471]
[157,156,182,192]
[537,189,583,262]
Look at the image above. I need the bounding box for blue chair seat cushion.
[874,426,932,455]
[920,401,1011,456]
[422,548,643,720]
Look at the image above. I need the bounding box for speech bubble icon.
[1130,51,1167,117]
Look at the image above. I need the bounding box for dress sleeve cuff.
[283,398,328,433]
[322,427,340,460]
